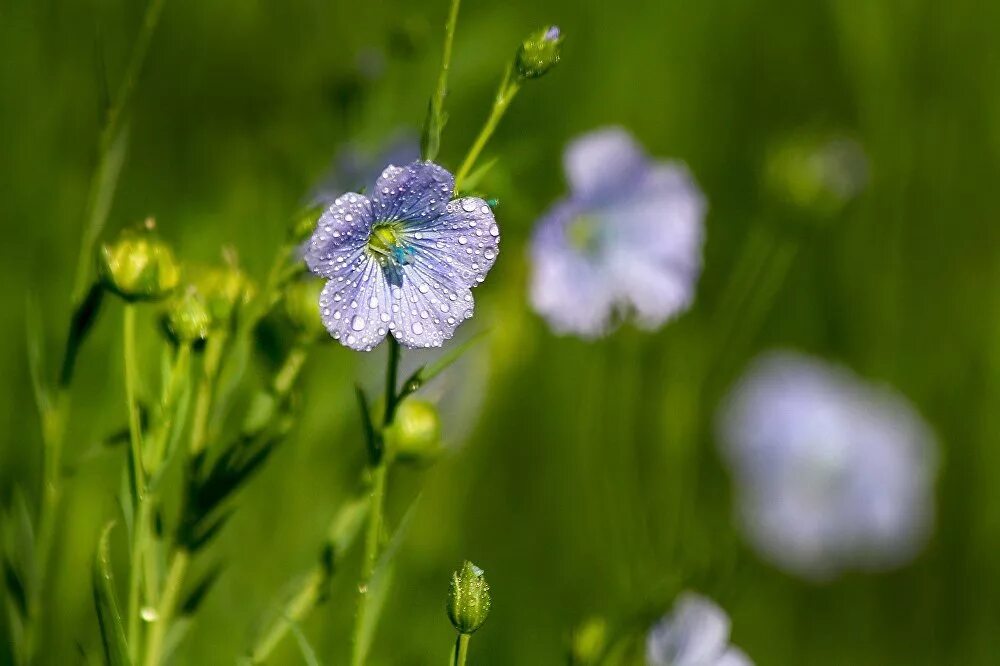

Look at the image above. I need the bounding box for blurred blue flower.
[646,593,753,666]
[718,351,938,580]
[305,161,499,350]
[529,127,706,338]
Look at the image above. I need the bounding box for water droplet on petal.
[351,315,366,331]
[489,224,499,236]
[411,322,424,335]
[462,200,477,212]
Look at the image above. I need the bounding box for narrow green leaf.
[92,522,129,666]
[25,295,49,417]
[288,617,322,666]
[456,157,498,194]
[398,330,488,401]
[355,385,380,464]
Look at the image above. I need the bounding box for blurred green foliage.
[2,0,999,663]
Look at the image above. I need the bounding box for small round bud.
[447,560,491,635]
[570,617,608,664]
[164,287,211,344]
[282,278,326,340]
[384,399,442,464]
[189,259,255,330]
[97,223,181,302]
[515,26,563,80]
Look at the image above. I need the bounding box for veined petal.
[563,127,649,203]
[317,256,393,351]
[528,201,616,337]
[386,264,474,349]
[405,196,500,289]
[718,647,755,666]
[305,193,374,278]
[371,161,454,224]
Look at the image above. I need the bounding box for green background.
[2,0,999,663]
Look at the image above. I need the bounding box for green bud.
[384,399,442,464]
[289,203,325,244]
[764,132,868,218]
[97,221,181,302]
[447,561,491,635]
[189,258,255,330]
[163,287,211,344]
[515,26,563,80]
[282,278,326,340]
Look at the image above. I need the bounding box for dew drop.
[458,236,468,245]
[462,199,477,212]
[351,315,366,331]
[411,322,424,335]
[489,224,499,236]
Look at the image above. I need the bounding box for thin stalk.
[453,65,521,191]
[274,345,309,398]
[248,567,326,663]
[422,0,463,161]
[453,633,471,666]
[188,333,226,457]
[123,304,150,661]
[147,344,192,475]
[350,339,401,666]
[143,549,189,666]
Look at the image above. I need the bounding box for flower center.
[367,221,413,286]
[567,215,602,255]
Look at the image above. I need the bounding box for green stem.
[274,344,309,398]
[453,66,521,192]
[148,343,192,477]
[188,333,226,457]
[453,633,470,666]
[123,304,150,661]
[350,339,401,666]
[143,549,189,666]
[248,567,326,663]
[422,0,463,161]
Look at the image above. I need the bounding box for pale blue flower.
[718,351,938,580]
[305,161,499,350]
[646,593,753,666]
[529,127,706,337]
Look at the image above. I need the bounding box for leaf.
[180,563,224,616]
[2,555,27,620]
[92,522,129,666]
[398,330,489,401]
[457,157,498,194]
[355,562,395,665]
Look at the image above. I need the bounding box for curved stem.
[454,66,520,191]
[422,0,463,161]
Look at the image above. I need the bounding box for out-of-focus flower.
[304,161,500,350]
[646,593,752,666]
[529,127,706,338]
[717,351,938,580]
[447,561,491,635]
[98,222,181,302]
[764,131,868,217]
[516,26,564,80]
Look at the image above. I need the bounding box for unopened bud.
[384,399,442,464]
[98,222,180,302]
[189,259,255,330]
[516,26,563,80]
[447,561,491,635]
[163,287,211,344]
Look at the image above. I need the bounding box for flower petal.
[371,161,454,224]
[405,196,500,289]
[317,256,393,351]
[528,201,616,337]
[563,127,649,203]
[304,193,374,279]
[384,263,475,349]
[718,647,755,666]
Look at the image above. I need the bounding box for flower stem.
[188,333,226,457]
[453,633,470,666]
[143,549,189,666]
[350,338,401,666]
[454,65,521,191]
[122,303,150,661]
[422,0,463,162]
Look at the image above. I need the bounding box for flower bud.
[97,222,181,302]
[515,26,563,80]
[189,259,255,330]
[384,399,442,464]
[282,278,326,340]
[570,617,608,664]
[447,561,491,635]
[163,287,211,345]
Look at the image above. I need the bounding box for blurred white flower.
[718,351,938,580]
[646,593,752,666]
